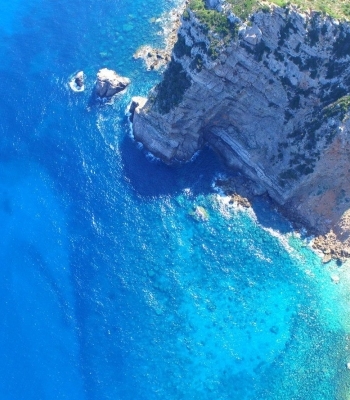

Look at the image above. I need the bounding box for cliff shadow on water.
[121,129,294,235]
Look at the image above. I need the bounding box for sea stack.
[74,71,84,88]
[95,68,130,98]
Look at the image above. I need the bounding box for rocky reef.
[132,1,350,259]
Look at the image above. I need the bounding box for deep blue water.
[1,0,350,399]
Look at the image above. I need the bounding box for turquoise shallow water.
[1,0,350,398]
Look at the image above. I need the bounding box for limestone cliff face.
[133,5,350,240]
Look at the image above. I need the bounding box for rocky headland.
[132,0,350,261]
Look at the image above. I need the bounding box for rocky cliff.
[132,2,350,256]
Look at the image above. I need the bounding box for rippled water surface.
[1,0,350,399]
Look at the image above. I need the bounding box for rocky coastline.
[133,3,188,70]
[131,1,350,261]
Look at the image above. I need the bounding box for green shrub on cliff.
[343,3,350,17]
[187,0,238,59]
[323,96,350,120]
[226,0,265,20]
[154,59,191,114]
[189,0,235,36]
[188,0,350,22]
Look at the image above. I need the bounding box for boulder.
[191,206,209,221]
[95,68,130,98]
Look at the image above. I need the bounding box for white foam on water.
[145,151,161,162]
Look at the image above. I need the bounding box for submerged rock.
[69,71,85,92]
[95,68,130,98]
[330,274,340,283]
[190,206,209,221]
[270,326,279,334]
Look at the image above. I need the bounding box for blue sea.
[1,0,350,398]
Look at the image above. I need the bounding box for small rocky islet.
[69,71,85,92]
[95,68,131,98]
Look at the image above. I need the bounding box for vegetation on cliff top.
[186,0,239,58]
[188,0,236,34]
[273,0,350,19]
[188,0,350,24]
[228,0,350,20]
[324,95,350,120]
[185,0,350,59]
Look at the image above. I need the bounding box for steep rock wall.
[133,5,350,242]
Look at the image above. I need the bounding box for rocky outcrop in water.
[132,3,350,256]
[69,71,85,92]
[95,68,130,98]
[74,71,84,88]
